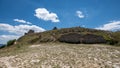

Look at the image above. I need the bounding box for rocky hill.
[16,27,119,45]
[0,27,120,68]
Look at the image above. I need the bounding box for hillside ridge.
[16,27,120,45]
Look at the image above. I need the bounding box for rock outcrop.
[58,33,106,44]
[25,30,35,35]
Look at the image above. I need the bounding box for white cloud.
[95,21,120,31]
[34,8,60,22]
[76,11,85,18]
[0,35,20,44]
[0,23,46,35]
[0,23,46,44]
[14,19,32,24]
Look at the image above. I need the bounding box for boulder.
[25,30,35,35]
[58,33,106,44]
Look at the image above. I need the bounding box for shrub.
[116,42,120,46]
[106,39,118,45]
[7,39,16,47]
[53,27,58,30]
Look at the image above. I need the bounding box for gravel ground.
[0,43,120,68]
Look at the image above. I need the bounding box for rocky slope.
[0,43,120,68]
[16,27,117,45]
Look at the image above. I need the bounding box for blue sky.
[0,0,120,44]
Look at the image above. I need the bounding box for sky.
[0,0,120,44]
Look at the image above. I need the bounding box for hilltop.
[16,27,120,46]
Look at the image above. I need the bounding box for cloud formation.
[34,8,60,22]
[0,23,45,44]
[0,35,20,44]
[95,21,120,31]
[14,19,32,24]
[76,11,85,18]
[0,23,45,35]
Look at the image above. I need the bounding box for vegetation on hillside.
[6,39,16,47]
[1,26,119,49]
[16,27,120,46]
[0,39,16,49]
[112,31,120,45]
[52,27,58,30]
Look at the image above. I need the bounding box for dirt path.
[0,43,120,68]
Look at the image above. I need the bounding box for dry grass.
[0,43,120,68]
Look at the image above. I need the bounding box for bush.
[116,42,120,46]
[53,27,58,30]
[7,39,16,47]
[106,39,118,45]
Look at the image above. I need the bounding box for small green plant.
[53,27,58,30]
[7,39,16,47]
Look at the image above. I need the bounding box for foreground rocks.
[0,43,120,68]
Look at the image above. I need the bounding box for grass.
[17,27,115,45]
[0,43,120,68]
